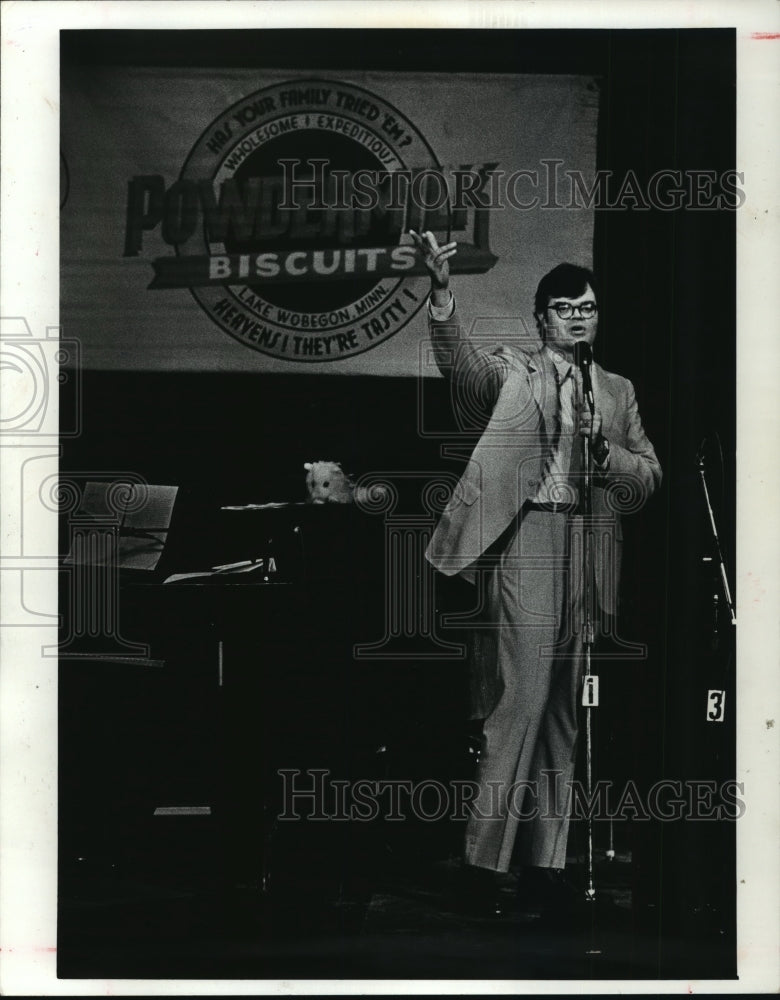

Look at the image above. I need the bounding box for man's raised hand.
[409,230,458,292]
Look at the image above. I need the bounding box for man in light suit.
[410,230,661,914]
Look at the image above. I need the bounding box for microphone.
[573,341,595,413]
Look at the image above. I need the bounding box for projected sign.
[123,79,498,362]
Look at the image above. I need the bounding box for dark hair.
[534,263,597,316]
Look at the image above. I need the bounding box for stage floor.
[57,848,731,982]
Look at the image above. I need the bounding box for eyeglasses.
[547,301,597,319]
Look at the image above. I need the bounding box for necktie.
[536,362,582,505]
[567,367,583,502]
[554,365,577,504]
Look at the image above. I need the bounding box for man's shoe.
[460,863,505,918]
[517,866,583,916]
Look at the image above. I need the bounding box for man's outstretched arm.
[410,229,506,410]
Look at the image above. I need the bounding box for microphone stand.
[581,385,597,906]
[696,445,736,629]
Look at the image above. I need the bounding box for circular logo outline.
[178,77,441,363]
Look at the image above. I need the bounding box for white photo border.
[1,1,778,995]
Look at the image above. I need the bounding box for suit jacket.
[424,307,662,612]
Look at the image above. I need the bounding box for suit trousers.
[464,508,586,873]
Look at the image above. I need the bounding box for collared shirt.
[427,294,609,499]
[535,346,579,504]
[428,290,456,322]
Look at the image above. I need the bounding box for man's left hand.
[578,406,603,443]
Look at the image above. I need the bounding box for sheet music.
[64,482,178,571]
